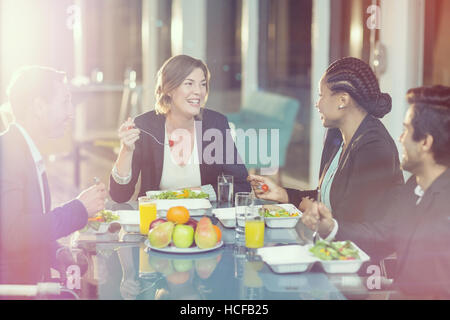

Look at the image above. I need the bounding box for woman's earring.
[338,105,345,110]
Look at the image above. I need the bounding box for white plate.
[144,239,224,254]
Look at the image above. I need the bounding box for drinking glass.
[235,192,253,234]
[217,175,234,207]
[244,206,265,249]
[138,197,157,235]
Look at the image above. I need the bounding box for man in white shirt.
[0,66,107,284]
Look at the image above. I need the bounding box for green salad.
[309,240,360,261]
[81,210,119,232]
[150,188,209,200]
[258,205,299,218]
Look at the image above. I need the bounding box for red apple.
[185,218,198,231]
[149,218,167,231]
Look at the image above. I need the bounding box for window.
[259,0,312,182]
[423,0,450,86]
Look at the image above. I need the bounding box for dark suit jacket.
[0,124,88,284]
[109,108,251,203]
[287,114,404,222]
[337,169,450,298]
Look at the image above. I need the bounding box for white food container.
[312,242,370,274]
[262,204,302,228]
[257,245,316,273]
[212,203,302,229]
[115,210,140,233]
[145,190,212,216]
[257,242,370,274]
[211,207,236,228]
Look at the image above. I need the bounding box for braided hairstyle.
[325,57,392,118]
[407,85,450,166]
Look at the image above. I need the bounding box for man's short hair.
[6,66,66,121]
[407,85,450,167]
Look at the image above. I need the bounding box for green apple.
[173,224,194,248]
[173,259,193,272]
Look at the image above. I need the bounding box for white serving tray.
[257,242,370,274]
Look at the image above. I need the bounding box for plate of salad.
[80,210,121,234]
[145,188,212,213]
[308,240,370,274]
[147,188,209,200]
[258,204,302,228]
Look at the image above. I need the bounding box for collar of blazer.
[319,114,376,188]
[133,110,207,188]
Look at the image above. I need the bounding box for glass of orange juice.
[244,206,265,249]
[138,197,157,235]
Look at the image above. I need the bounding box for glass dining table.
[69,199,398,301]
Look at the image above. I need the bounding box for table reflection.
[71,200,395,300]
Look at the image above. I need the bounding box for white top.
[111,124,202,190]
[15,123,46,213]
[159,124,202,190]
[321,144,343,211]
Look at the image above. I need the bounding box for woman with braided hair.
[248,57,404,225]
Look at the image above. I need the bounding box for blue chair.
[226,91,300,176]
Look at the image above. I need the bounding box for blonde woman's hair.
[155,55,210,115]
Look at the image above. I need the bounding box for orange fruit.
[213,225,222,243]
[167,271,190,285]
[166,206,190,224]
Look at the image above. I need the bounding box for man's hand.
[247,174,288,203]
[76,182,107,217]
[301,201,335,239]
[299,196,314,212]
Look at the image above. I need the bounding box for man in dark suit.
[0,66,107,285]
[301,85,450,298]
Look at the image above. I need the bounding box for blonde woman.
[110,55,250,202]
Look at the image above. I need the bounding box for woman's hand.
[119,117,140,152]
[247,174,288,203]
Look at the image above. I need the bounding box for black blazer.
[337,169,450,298]
[109,108,251,203]
[287,114,404,222]
[0,124,88,284]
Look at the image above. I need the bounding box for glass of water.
[217,175,234,207]
[235,192,253,235]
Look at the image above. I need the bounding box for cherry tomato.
[261,184,269,192]
[169,140,174,147]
